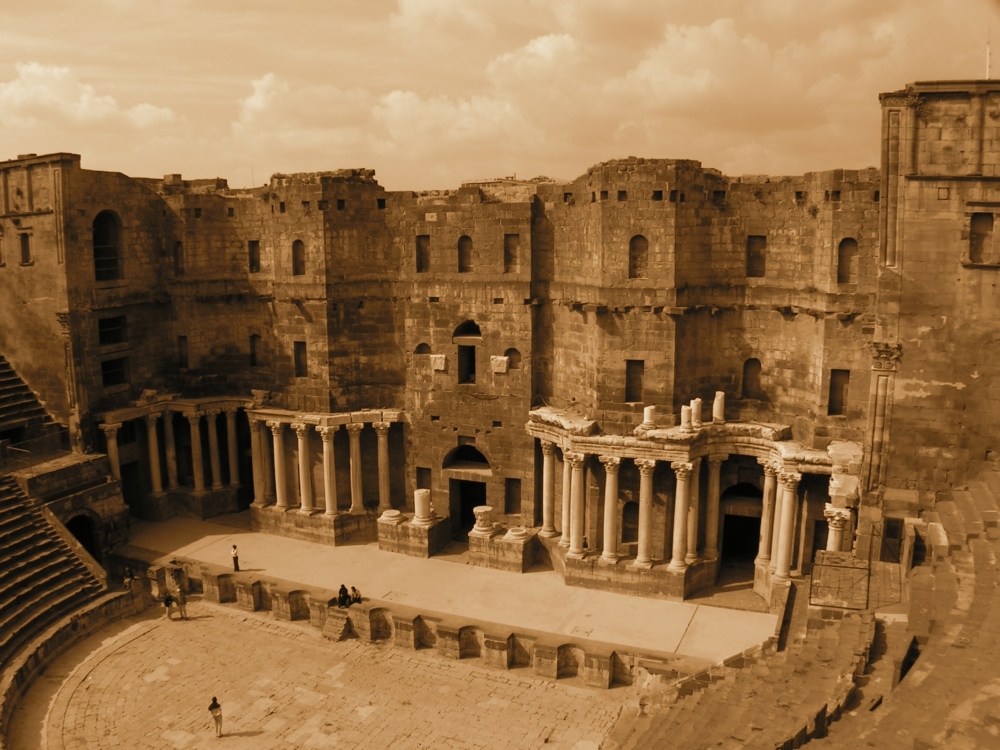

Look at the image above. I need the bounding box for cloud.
[389,0,495,34]
[0,62,175,129]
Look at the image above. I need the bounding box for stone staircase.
[0,355,54,438]
[607,580,874,750]
[811,461,1000,748]
[0,476,105,671]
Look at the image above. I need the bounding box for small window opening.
[628,235,649,279]
[337,199,346,211]
[591,192,596,203]
[279,202,286,213]
[377,198,386,210]
[248,240,260,273]
[831,190,841,201]
[563,192,573,203]
[177,335,188,369]
[504,348,521,369]
[837,238,859,284]
[746,235,766,278]
[652,190,664,201]
[249,334,261,367]
[318,200,329,210]
[873,191,880,202]
[795,191,806,203]
[617,190,627,201]
[504,233,520,273]
[293,341,308,378]
[292,239,306,276]
[194,208,202,219]
[457,235,473,273]
[625,360,644,402]
[227,207,235,217]
[505,478,522,514]
[713,190,727,204]
[97,315,127,346]
[600,190,608,201]
[429,296,439,303]
[742,358,762,399]
[416,234,430,273]
[101,357,129,388]
[416,467,432,490]
[302,201,310,210]
[19,234,31,265]
[92,211,121,279]
[970,213,994,264]
[669,190,678,202]
[828,369,850,416]
[458,345,476,383]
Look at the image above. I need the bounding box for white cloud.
[0,62,176,128]
[390,0,495,34]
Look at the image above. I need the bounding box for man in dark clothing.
[338,584,350,608]
[231,545,239,572]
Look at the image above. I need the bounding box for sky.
[2,0,1000,190]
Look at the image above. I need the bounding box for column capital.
[205,408,221,417]
[636,458,657,476]
[708,453,728,465]
[598,455,621,472]
[373,421,390,435]
[223,407,239,417]
[144,412,161,425]
[824,503,851,529]
[671,461,694,479]
[565,451,586,468]
[186,412,204,424]
[100,422,122,435]
[778,471,802,488]
[759,459,781,477]
[249,418,263,434]
[316,425,340,441]
[540,440,556,456]
[291,422,310,439]
[266,420,285,434]
[345,422,365,434]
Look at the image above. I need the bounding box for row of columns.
[754,463,803,582]
[100,409,242,494]
[248,419,394,517]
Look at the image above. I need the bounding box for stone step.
[952,491,986,538]
[984,470,1000,499]
[967,481,1000,531]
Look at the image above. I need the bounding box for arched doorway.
[443,445,491,541]
[66,514,100,560]
[719,482,763,583]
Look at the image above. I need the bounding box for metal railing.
[0,431,71,475]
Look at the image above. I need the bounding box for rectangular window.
[828,369,850,416]
[504,478,522,514]
[503,233,520,273]
[600,190,609,201]
[248,240,260,273]
[177,335,188,368]
[457,345,476,384]
[970,212,994,264]
[337,199,346,211]
[377,198,386,210]
[416,467,432,490]
[19,234,31,265]
[625,360,644,403]
[318,200,329,210]
[227,207,235,217]
[746,235,767,278]
[415,234,430,273]
[249,334,261,367]
[193,207,202,219]
[293,341,308,378]
[101,357,129,388]
[652,190,664,201]
[279,202,286,213]
[97,315,127,346]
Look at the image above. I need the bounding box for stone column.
[756,461,778,566]
[705,454,726,559]
[225,409,240,487]
[686,457,702,564]
[669,462,693,572]
[413,488,434,526]
[187,414,206,493]
[292,422,314,514]
[145,413,163,494]
[163,412,178,489]
[599,456,621,563]
[825,504,851,552]
[374,422,391,513]
[249,419,266,506]
[559,453,572,547]
[773,472,802,581]
[267,421,288,509]
[539,441,558,537]
[262,422,275,503]
[100,423,122,480]
[634,459,656,569]
[346,422,365,513]
[566,452,586,559]
[205,409,223,490]
[317,426,339,516]
[769,471,785,574]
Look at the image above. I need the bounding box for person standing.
[231,545,239,572]
[208,696,223,737]
[174,587,188,620]
[163,593,174,620]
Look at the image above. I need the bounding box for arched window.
[414,342,431,354]
[628,235,648,279]
[970,213,994,264]
[742,358,762,399]
[93,211,122,281]
[292,239,306,276]
[621,502,639,543]
[503,348,521,369]
[837,238,858,284]
[457,235,473,273]
[453,320,481,384]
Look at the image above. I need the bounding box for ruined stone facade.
[1,79,996,601]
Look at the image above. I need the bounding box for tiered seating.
[0,354,53,436]
[0,477,104,670]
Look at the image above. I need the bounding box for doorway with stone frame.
[449,479,486,541]
[719,482,763,586]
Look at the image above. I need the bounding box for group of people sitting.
[337,584,362,608]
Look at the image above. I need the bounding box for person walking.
[163,592,174,620]
[208,696,223,737]
[231,544,239,572]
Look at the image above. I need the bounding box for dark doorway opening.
[120,461,143,514]
[812,519,830,557]
[722,514,760,563]
[66,515,99,559]
[450,479,486,541]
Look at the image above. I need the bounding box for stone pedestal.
[377,511,451,558]
[468,526,539,573]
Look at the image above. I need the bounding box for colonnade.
[99,408,242,494]
[247,417,395,516]
[537,439,804,577]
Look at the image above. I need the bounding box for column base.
[566,550,585,560]
[667,560,688,573]
[684,554,699,565]
[631,559,653,570]
[323,510,340,518]
[558,539,571,548]
[251,500,269,508]
[598,554,619,566]
[772,572,790,583]
[538,527,559,538]
[754,555,771,568]
[211,484,224,491]
[349,506,366,515]
[297,508,319,516]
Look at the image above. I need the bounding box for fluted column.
[205,409,223,490]
[824,504,851,552]
[267,421,288,509]
[756,461,778,566]
[318,426,340,516]
[559,453,572,547]
[346,422,365,513]
[686,458,702,564]
[249,419,266,506]
[566,452,586,559]
[187,414,206,493]
[773,472,802,581]
[599,456,621,563]
[163,412,178,489]
[374,422,391,513]
[539,442,557,536]
[292,423,314,514]
[100,423,122,480]
[634,459,656,568]
[705,454,726,559]
[669,461,693,572]
[225,409,240,487]
[145,413,163,494]
[769,469,785,574]
[262,422,275,503]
